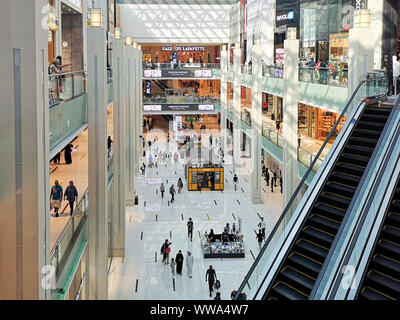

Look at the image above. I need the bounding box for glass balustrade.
[262,64,284,78]
[299,66,348,87]
[142,62,220,70]
[143,95,219,105]
[49,71,86,108]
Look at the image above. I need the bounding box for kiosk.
[187,164,224,191]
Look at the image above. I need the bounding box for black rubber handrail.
[234,73,387,300]
[325,95,400,300]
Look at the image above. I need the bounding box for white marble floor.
[108,139,283,300]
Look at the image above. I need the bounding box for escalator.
[154,79,169,91]
[357,176,400,300]
[263,101,393,300]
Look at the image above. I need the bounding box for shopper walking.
[160,183,165,199]
[233,174,238,191]
[256,229,264,250]
[274,171,278,187]
[141,163,146,175]
[177,178,183,194]
[205,265,217,297]
[170,185,176,203]
[64,180,78,216]
[271,176,274,193]
[280,176,283,194]
[170,258,176,276]
[214,292,221,300]
[186,251,194,278]
[258,217,266,240]
[50,180,63,217]
[175,250,184,276]
[265,169,270,186]
[161,239,171,264]
[187,218,193,241]
[64,143,73,165]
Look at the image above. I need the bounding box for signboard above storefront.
[161,46,205,52]
[143,69,212,78]
[276,10,295,28]
[143,104,215,113]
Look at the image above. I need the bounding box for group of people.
[50,180,78,217]
[160,240,194,278]
[262,162,282,194]
[159,178,183,203]
[51,143,74,165]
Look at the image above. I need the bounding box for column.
[260,0,275,65]
[282,28,300,207]
[220,45,228,154]
[251,39,263,204]
[348,9,374,104]
[0,0,49,300]
[133,44,141,173]
[111,35,126,257]
[138,47,144,140]
[87,20,108,300]
[368,0,384,69]
[125,43,135,205]
[232,45,241,174]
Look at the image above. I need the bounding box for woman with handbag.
[161,239,171,264]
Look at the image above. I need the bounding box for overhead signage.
[143,104,215,112]
[162,46,205,52]
[144,69,212,78]
[275,10,295,28]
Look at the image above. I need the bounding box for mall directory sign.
[143,104,215,112]
[144,69,212,78]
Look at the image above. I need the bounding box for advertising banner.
[143,69,212,78]
[143,104,215,112]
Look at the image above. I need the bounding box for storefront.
[298,103,347,143]
[141,44,220,64]
[262,93,283,121]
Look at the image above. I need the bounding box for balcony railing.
[241,64,252,75]
[107,68,112,84]
[49,188,88,278]
[241,112,251,126]
[299,66,348,87]
[49,71,87,108]
[298,147,324,172]
[143,62,220,70]
[143,95,220,105]
[262,64,284,78]
[262,125,283,148]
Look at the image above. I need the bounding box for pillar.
[251,39,263,204]
[232,45,241,174]
[138,48,144,140]
[282,28,300,207]
[348,9,374,105]
[220,45,228,154]
[0,0,49,300]
[87,20,108,300]
[125,44,135,205]
[111,35,126,257]
[133,45,141,172]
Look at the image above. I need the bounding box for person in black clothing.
[256,229,264,250]
[214,292,221,300]
[64,143,73,165]
[107,136,113,151]
[206,265,217,297]
[53,152,61,164]
[64,180,78,215]
[187,218,193,241]
[271,176,274,192]
[280,176,283,194]
[175,250,184,276]
[274,171,278,187]
[265,169,270,186]
[231,290,237,300]
[161,239,171,264]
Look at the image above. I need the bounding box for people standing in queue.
[161,239,171,264]
[170,258,176,276]
[187,218,193,241]
[175,250,184,276]
[205,265,217,297]
[256,229,264,250]
[50,180,63,217]
[64,180,78,216]
[160,183,165,199]
[258,217,266,240]
[186,251,194,278]
[170,184,176,203]
[178,178,183,194]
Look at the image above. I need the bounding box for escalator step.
[340,154,370,167]
[314,203,346,220]
[366,270,400,295]
[388,212,400,228]
[360,287,394,300]
[335,162,365,177]
[331,172,360,187]
[353,129,382,140]
[271,282,308,300]
[361,114,389,123]
[392,201,400,211]
[280,266,315,292]
[309,214,341,233]
[288,252,322,278]
[378,240,400,259]
[373,254,400,276]
[344,145,374,158]
[349,136,378,149]
[382,225,400,241]
[356,121,386,131]
[319,192,351,210]
[302,226,334,246]
[325,182,356,198]
[364,106,392,115]
[295,238,328,261]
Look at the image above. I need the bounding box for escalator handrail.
[234,79,368,300]
[321,95,400,300]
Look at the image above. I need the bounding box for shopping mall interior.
[2,0,400,306]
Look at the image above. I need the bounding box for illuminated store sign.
[276,11,294,22]
[144,104,215,112]
[162,46,205,52]
[144,69,212,78]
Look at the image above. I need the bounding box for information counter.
[187,165,224,191]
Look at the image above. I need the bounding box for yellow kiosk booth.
[187,164,224,191]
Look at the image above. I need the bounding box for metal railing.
[49,70,87,108]
[49,188,89,277]
[143,62,220,70]
[299,66,348,87]
[261,125,283,148]
[241,112,251,126]
[298,147,324,172]
[234,70,388,300]
[107,68,113,84]
[143,95,219,105]
[262,64,284,78]
[241,64,252,75]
